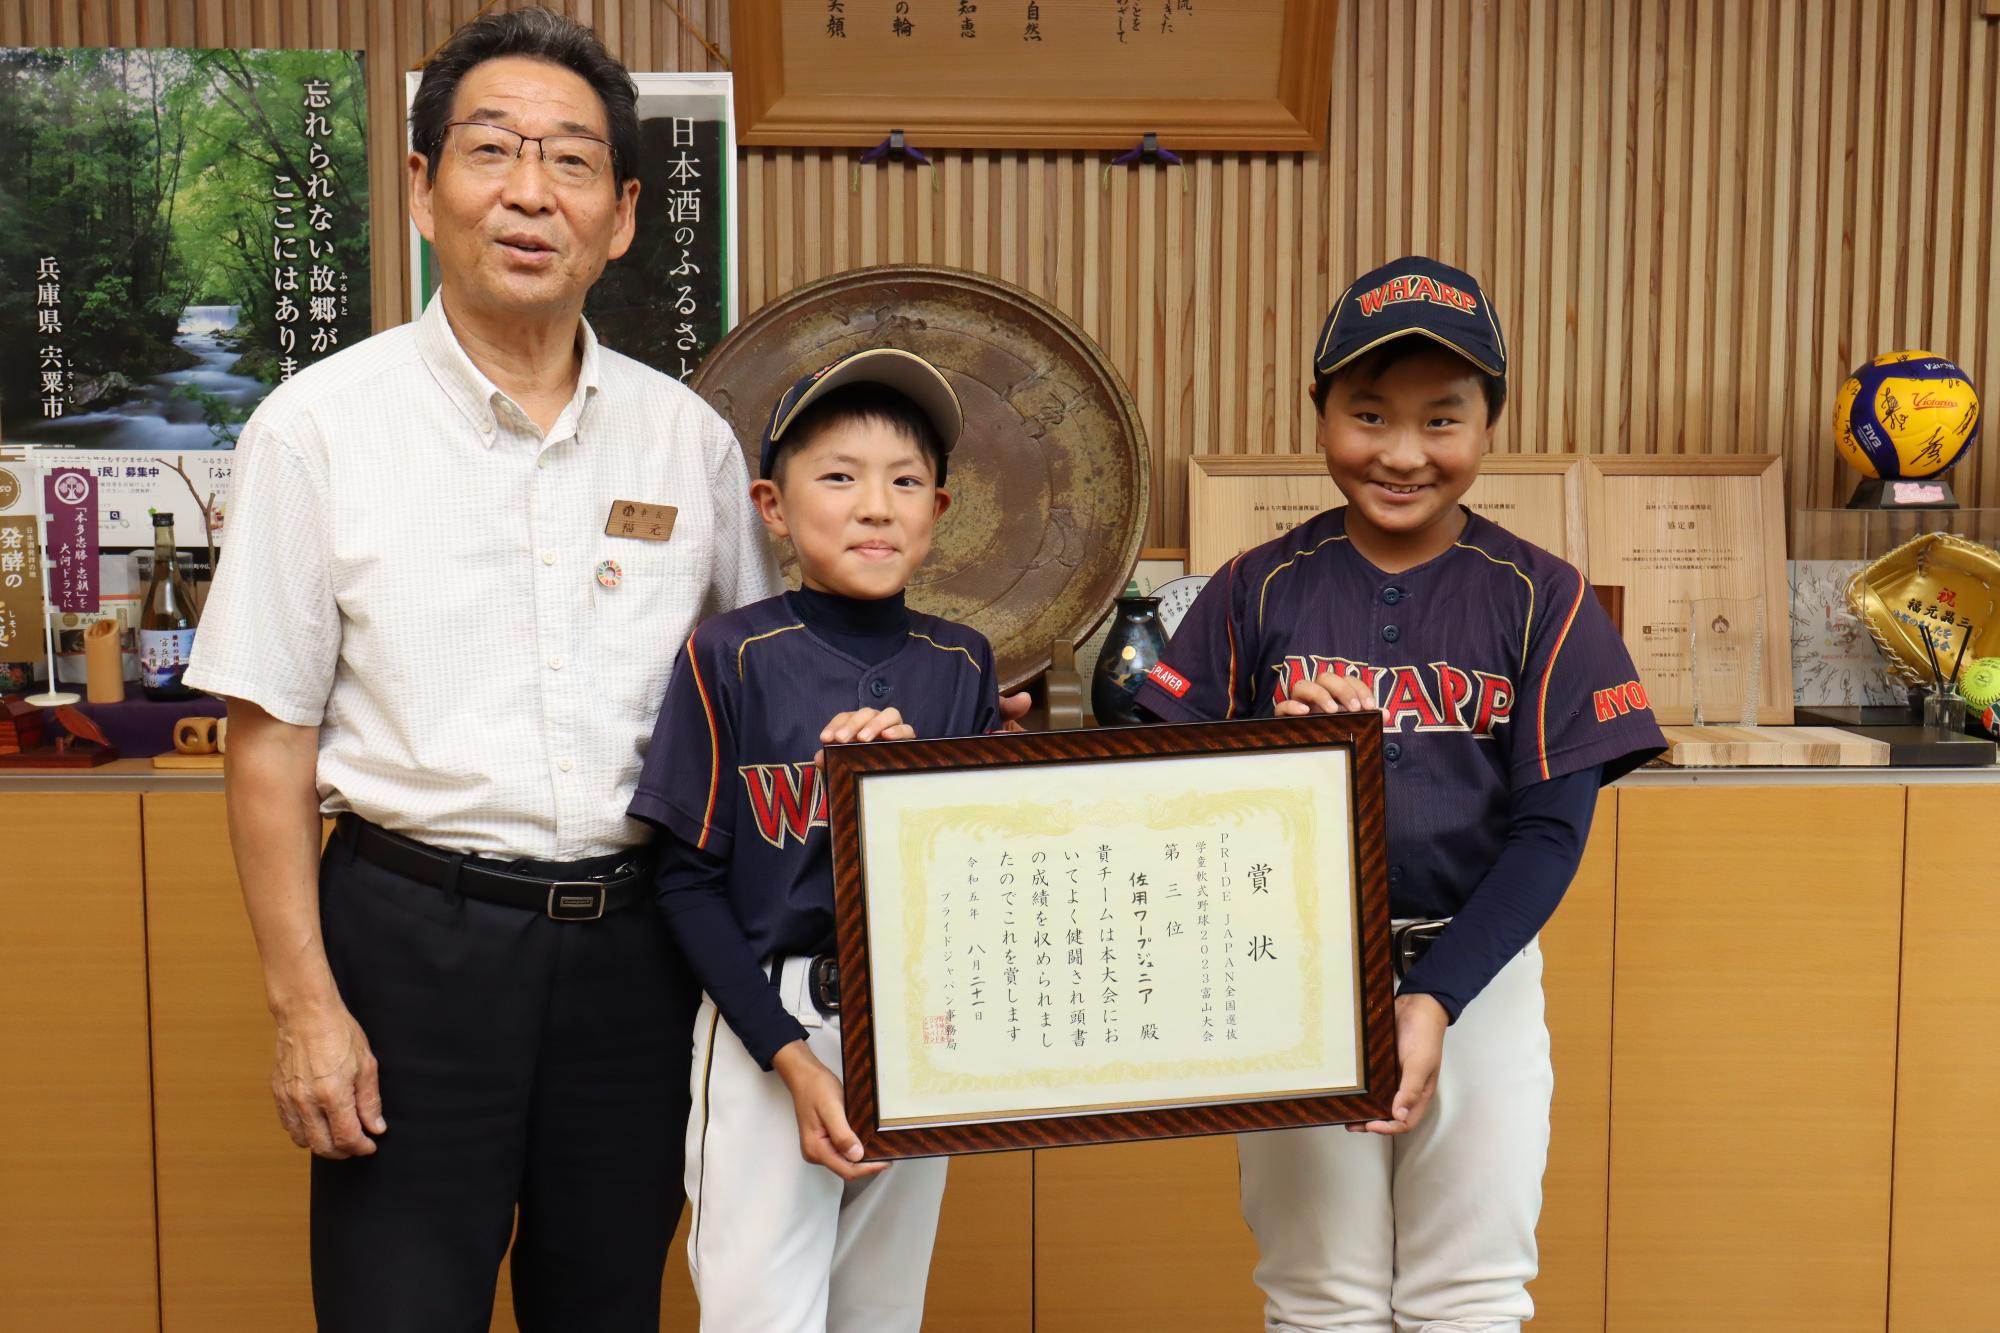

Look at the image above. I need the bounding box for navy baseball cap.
[1313,256,1507,381]
[759,348,964,483]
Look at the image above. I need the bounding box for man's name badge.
[606,500,677,542]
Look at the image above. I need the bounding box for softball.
[1959,657,2000,714]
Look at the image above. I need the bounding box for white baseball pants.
[682,958,949,1333]
[1237,940,1553,1333]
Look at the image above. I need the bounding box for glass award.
[1690,596,1763,726]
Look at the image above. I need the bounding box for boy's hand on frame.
[815,707,916,766]
[1275,670,1382,718]
[1348,992,1448,1136]
[772,1040,889,1181]
[998,691,1031,732]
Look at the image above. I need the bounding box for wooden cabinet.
[1528,790,1618,1332]
[1887,786,2000,1331]
[5,777,1998,1330]
[1605,786,1904,1332]
[145,791,313,1330]
[0,792,157,1332]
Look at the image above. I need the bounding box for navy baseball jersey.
[1136,506,1663,921]
[631,594,1000,962]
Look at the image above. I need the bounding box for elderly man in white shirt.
[184,9,777,1329]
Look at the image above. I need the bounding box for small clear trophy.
[1689,596,1763,726]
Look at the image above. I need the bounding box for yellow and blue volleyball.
[1833,350,1981,480]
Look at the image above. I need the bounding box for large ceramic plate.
[691,265,1150,691]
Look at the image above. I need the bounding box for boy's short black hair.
[766,383,950,486]
[1309,337,1508,425]
[410,6,640,189]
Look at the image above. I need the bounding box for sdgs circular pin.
[594,559,623,589]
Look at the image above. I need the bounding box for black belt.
[1391,918,1451,980]
[771,954,842,1016]
[338,815,652,922]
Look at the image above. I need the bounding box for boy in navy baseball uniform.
[630,348,998,1333]
[1137,257,1664,1332]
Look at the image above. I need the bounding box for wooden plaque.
[1583,456,1792,725]
[1186,453,1588,576]
[823,714,1397,1159]
[733,0,1338,151]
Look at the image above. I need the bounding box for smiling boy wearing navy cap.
[630,347,998,1333]
[1138,256,1663,1332]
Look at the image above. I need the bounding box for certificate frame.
[1582,454,1792,725]
[732,0,1338,152]
[823,713,1397,1160]
[1187,453,1589,576]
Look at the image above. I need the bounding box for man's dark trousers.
[309,820,696,1332]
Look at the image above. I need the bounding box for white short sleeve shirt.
[186,294,781,859]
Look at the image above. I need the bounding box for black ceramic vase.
[1091,589,1167,726]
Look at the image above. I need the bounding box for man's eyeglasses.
[440,121,614,188]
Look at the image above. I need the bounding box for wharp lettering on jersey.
[1269,655,1515,737]
[739,761,827,848]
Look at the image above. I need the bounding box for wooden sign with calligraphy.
[1583,455,1792,725]
[823,712,1397,1159]
[734,0,1339,151]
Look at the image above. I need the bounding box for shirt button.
[548,655,565,671]
[1388,865,1404,885]
[540,549,556,566]
[1384,741,1403,762]
[535,456,548,470]
[869,678,890,699]
[1382,586,1404,605]
[557,758,573,773]
[1381,624,1401,643]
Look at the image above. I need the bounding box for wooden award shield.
[690,265,1151,691]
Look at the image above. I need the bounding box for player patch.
[1147,661,1192,699]
[1592,679,1651,721]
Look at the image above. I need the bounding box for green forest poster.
[0,47,369,452]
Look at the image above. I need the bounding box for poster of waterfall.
[0,47,368,544]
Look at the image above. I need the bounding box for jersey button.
[1384,741,1403,763]
[869,678,890,699]
[1381,624,1401,643]
[1382,586,1404,605]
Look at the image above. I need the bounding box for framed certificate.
[1187,453,1589,576]
[823,714,1398,1160]
[1582,455,1792,725]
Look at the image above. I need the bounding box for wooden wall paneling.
[1605,785,1904,1331]
[1888,785,2000,1329]
[1528,791,1617,1333]
[11,0,1999,542]
[0,792,157,1333]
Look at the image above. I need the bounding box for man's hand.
[272,1000,386,1158]
[998,692,1032,732]
[1348,992,1448,1136]
[1275,669,1381,717]
[772,1041,887,1181]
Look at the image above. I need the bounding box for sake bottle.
[139,513,200,700]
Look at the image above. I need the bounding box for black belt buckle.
[1391,919,1449,980]
[809,954,841,1015]
[546,882,607,922]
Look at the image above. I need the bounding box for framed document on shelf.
[822,714,1398,1159]
[1186,453,1588,576]
[732,0,1338,151]
[1583,455,1792,725]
